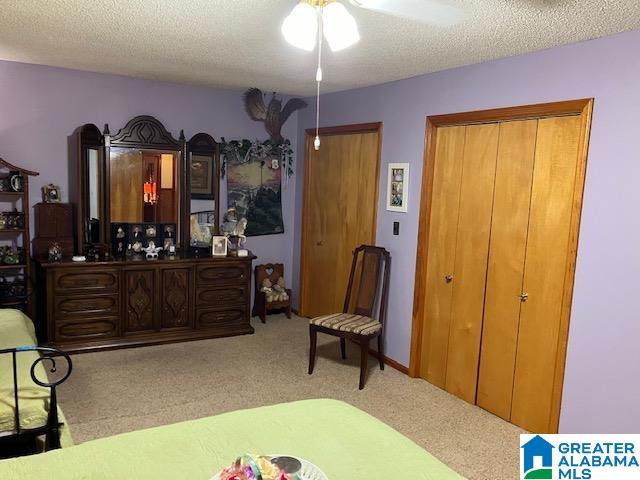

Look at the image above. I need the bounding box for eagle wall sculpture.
[243,88,308,143]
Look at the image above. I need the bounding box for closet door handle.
[520,292,529,302]
[444,275,453,283]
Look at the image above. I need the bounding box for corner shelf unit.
[0,158,39,316]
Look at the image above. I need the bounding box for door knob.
[444,275,453,283]
[520,292,529,302]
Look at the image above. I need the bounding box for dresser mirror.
[187,133,220,250]
[109,147,179,224]
[76,124,105,248]
[75,116,220,255]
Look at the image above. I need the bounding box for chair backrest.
[254,263,285,290]
[342,245,391,324]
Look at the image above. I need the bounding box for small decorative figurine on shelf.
[143,240,162,259]
[48,242,62,262]
[220,206,248,257]
[42,184,61,203]
[9,172,23,192]
[3,248,19,265]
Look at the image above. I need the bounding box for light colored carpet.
[57,314,523,479]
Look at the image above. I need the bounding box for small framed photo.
[162,223,176,239]
[42,184,61,203]
[145,224,158,238]
[128,224,145,244]
[211,236,228,257]
[386,163,410,213]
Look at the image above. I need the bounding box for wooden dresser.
[35,254,255,352]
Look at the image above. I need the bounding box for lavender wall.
[0,60,298,286]
[295,29,640,433]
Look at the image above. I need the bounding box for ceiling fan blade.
[350,0,463,26]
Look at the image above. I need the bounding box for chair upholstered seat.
[310,313,382,335]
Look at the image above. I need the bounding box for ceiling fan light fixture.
[322,1,360,51]
[281,2,319,51]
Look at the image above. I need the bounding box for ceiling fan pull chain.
[314,4,323,151]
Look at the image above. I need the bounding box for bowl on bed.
[212,455,328,480]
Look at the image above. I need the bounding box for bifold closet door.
[510,115,583,433]
[444,123,500,403]
[476,119,538,420]
[419,123,499,398]
[419,125,466,387]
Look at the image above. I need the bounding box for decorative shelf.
[0,157,38,316]
[0,264,26,270]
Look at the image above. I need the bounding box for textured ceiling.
[0,0,639,96]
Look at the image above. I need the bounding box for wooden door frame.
[299,122,383,318]
[409,99,594,433]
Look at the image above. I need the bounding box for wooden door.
[510,115,583,433]
[300,125,381,318]
[419,126,466,387]
[476,119,538,419]
[444,123,499,403]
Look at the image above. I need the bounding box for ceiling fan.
[282,0,463,149]
[350,0,463,26]
[283,0,463,52]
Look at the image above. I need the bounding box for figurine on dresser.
[220,206,248,257]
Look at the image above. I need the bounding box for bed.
[0,309,73,454]
[0,399,463,479]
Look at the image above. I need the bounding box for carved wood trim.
[162,269,189,328]
[126,271,154,331]
[188,132,218,153]
[110,115,182,150]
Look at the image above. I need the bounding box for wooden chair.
[252,263,292,323]
[308,245,391,389]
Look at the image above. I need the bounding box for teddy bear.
[260,277,278,303]
[272,276,289,302]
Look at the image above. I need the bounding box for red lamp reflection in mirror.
[143,163,158,205]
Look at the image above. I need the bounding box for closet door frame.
[409,99,593,432]
[299,122,383,317]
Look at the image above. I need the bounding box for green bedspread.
[0,308,72,448]
[0,399,462,479]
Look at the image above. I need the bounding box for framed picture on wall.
[386,163,410,213]
[190,154,215,199]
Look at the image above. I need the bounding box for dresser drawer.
[53,269,120,293]
[196,306,247,328]
[196,285,247,307]
[54,294,119,319]
[54,317,118,342]
[196,263,249,286]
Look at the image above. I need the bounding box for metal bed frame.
[0,346,72,458]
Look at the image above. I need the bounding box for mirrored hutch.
[36,116,255,352]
